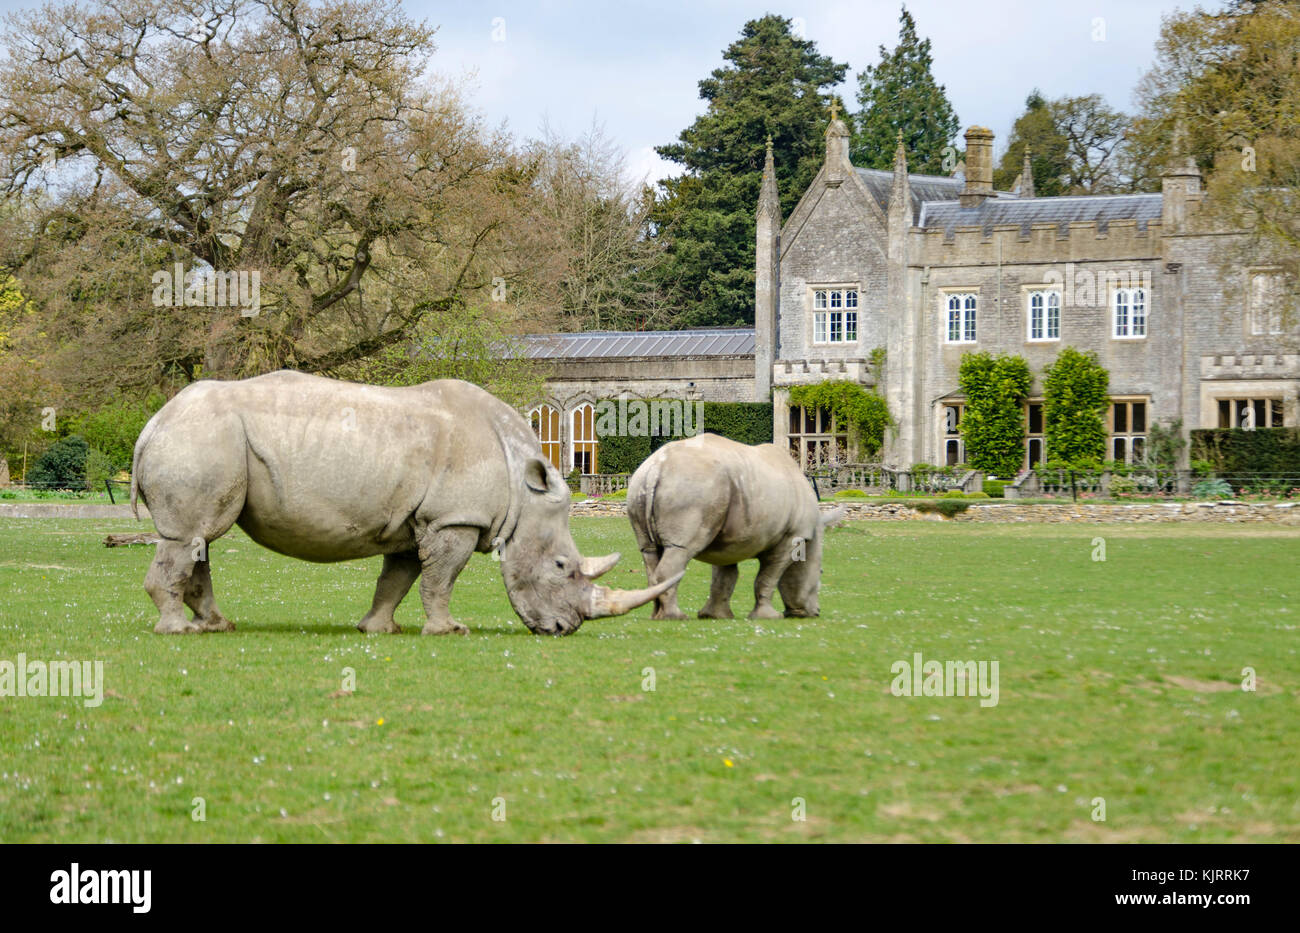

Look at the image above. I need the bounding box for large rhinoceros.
[626,434,844,620]
[131,371,678,636]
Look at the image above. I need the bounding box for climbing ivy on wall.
[787,380,892,459]
[957,352,1031,477]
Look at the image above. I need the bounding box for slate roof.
[855,167,968,219]
[918,193,1164,236]
[513,328,755,360]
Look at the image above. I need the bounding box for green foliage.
[905,498,970,517]
[1190,428,1300,474]
[699,402,773,446]
[27,435,90,489]
[84,447,117,490]
[993,91,1130,195]
[347,305,549,411]
[787,381,891,459]
[593,400,775,474]
[1144,419,1186,468]
[958,353,1031,478]
[652,15,847,326]
[993,90,1069,195]
[600,488,629,501]
[983,479,1006,498]
[1193,478,1234,499]
[851,6,960,173]
[834,488,868,499]
[594,433,650,476]
[1043,347,1109,466]
[67,395,165,471]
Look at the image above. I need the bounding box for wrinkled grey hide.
[132,371,678,636]
[626,434,845,620]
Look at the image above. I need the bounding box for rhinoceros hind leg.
[416,526,478,635]
[698,564,738,619]
[184,559,235,632]
[648,546,691,621]
[749,550,793,620]
[146,539,203,634]
[357,551,421,634]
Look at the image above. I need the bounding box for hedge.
[594,400,772,474]
[1190,428,1300,474]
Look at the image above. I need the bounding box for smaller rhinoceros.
[626,434,845,620]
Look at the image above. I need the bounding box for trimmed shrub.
[958,352,1031,478]
[27,435,90,489]
[593,399,773,475]
[983,479,1006,498]
[1190,428,1300,474]
[1043,347,1109,466]
[834,488,868,499]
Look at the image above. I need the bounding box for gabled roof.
[918,193,1163,236]
[512,328,755,360]
[854,166,966,218]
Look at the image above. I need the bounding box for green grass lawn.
[0,516,1297,842]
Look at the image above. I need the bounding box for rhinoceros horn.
[583,572,686,620]
[579,553,621,579]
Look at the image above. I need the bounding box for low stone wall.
[4,499,1297,525]
[572,498,1300,524]
[0,503,149,519]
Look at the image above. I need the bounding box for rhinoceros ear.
[523,457,552,493]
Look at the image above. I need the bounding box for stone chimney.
[1161,123,1203,232]
[754,136,781,400]
[960,126,994,207]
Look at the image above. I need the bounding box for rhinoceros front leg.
[416,526,479,635]
[357,551,421,634]
[750,548,794,620]
[698,564,738,619]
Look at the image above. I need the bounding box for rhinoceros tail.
[638,457,663,544]
[130,447,141,520]
[130,415,158,522]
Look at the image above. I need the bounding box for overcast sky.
[415,0,1221,186]
[0,0,1224,186]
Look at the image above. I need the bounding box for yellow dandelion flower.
[724,759,734,768]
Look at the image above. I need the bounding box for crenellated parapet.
[912,217,1165,267]
[773,357,876,387]
[1201,353,1300,381]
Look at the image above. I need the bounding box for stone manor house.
[518,113,1298,475]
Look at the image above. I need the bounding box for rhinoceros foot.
[747,604,783,621]
[154,615,204,634]
[202,616,236,632]
[651,608,688,621]
[357,616,401,634]
[697,607,734,620]
[421,619,469,636]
